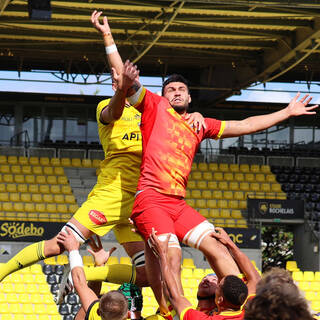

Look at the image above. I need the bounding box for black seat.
[55,264,65,276]
[47,274,58,285]
[67,293,78,305]
[59,304,70,315]
[42,264,54,275]
[50,284,59,294]
[71,304,81,315]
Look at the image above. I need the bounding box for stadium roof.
[1,0,320,104]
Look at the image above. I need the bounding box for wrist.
[69,250,83,270]
[103,31,112,37]
[105,44,117,55]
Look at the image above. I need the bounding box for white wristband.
[69,250,83,270]
[105,44,117,54]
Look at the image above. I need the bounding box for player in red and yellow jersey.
[149,227,260,320]
[123,61,317,314]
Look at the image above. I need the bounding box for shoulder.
[85,300,100,320]
[181,307,211,320]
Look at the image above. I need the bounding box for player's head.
[257,267,293,290]
[197,273,218,302]
[98,290,129,320]
[244,281,314,320]
[215,275,248,311]
[162,74,191,114]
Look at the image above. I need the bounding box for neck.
[197,297,216,312]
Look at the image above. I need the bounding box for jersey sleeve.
[85,300,100,320]
[181,307,211,320]
[203,118,225,140]
[127,86,161,113]
[96,98,111,125]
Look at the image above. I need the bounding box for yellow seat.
[199,208,209,217]
[255,173,265,182]
[314,272,320,281]
[207,199,217,209]
[195,199,206,208]
[214,218,225,227]
[72,158,82,167]
[212,190,223,199]
[25,175,35,184]
[3,174,13,183]
[266,174,276,183]
[47,176,57,184]
[25,203,36,213]
[261,183,271,192]
[298,281,310,291]
[197,181,207,189]
[182,258,195,269]
[223,191,233,200]
[22,166,32,174]
[305,291,317,301]
[304,271,314,282]
[21,193,31,202]
[38,212,49,221]
[217,199,228,209]
[239,200,247,209]
[57,204,68,214]
[239,182,250,191]
[186,198,195,207]
[54,194,64,203]
[65,195,76,204]
[192,171,202,180]
[32,194,42,203]
[0,155,7,164]
[7,292,18,303]
[208,181,218,189]
[8,156,18,164]
[21,304,34,314]
[261,165,271,173]
[0,164,10,173]
[44,256,56,265]
[213,172,223,181]
[208,163,218,171]
[50,158,61,166]
[250,182,260,192]
[69,204,79,213]
[229,164,239,172]
[203,172,212,180]
[82,159,92,168]
[61,185,72,194]
[187,180,196,189]
[286,260,298,271]
[61,158,72,167]
[47,204,57,213]
[7,183,17,192]
[17,184,28,193]
[13,202,23,212]
[181,268,193,279]
[198,163,208,171]
[57,255,68,265]
[234,173,244,182]
[202,190,212,199]
[237,219,247,227]
[3,202,14,211]
[224,172,234,181]
[185,190,191,198]
[292,271,303,281]
[245,173,255,182]
[226,219,236,228]
[39,185,50,194]
[39,157,50,166]
[311,300,320,312]
[220,209,231,218]
[0,183,5,192]
[92,159,101,168]
[250,164,260,173]
[219,163,229,172]
[50,185,61,194]
[239,164,249,173]
[310,281,320,292]
[36,175,46,184]
[32,166,43,175]
[210,208,220,218]
[231,209,242,219]
[191,190,201,198]
[11,165,21,174]
[29,157,39,165]
[83,255,94,266]
[229,200,239,210]
[191,162,197,171]
[0,192,8,201]
[218,181,228,191]
[53,167,64,176]
[57,176,68,184]
[43,194,53,203]
[43,166,54,175]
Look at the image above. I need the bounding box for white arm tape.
[69,250,83,270]
[105,44,117,54]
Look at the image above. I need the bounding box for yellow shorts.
[72,183,142,244]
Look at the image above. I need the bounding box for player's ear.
[97,308,101,316]
[188,94,191,103]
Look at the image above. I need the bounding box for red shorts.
[131,188,206,241]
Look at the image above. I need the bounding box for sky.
[0,70,320,104]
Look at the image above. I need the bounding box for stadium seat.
[36,175,46,184]
[25,175,35,184]
[231,209,242,219]
[207,199,217,209]
[220,209,231,218]
[0,192,8,201]
[266,174,276,182]
[250,182,260,192]
[7,183,17,192]
[305,291,317,301]
[219,163,229,172]
[197,180,207,189]
[43,194,54,203]
[72,158,82,167]
[199,208,209,217]
[198,163,208,171]
[223,191,233,200]
[182,258,195,269]
[315,272,320,281]
[234,173,244,182]
[229,164,239,172]
[218,181,228,191]
[250,164,260,173]
[181,268,193,279]
[196,199,206,208]
[292,271,304,281]
[39,157,50,166]
[39,185,50,194]
[3,202,13,211]
[239,200,247,209]
[212,190,223,199]
[61,158,72,167]
[50,158,61,166]
[0,164,10,173]
[53,167,64,176]
[32,194,42,203]
[57,176,68,184]
[43,166,54,175]
[298,281,310,291]
[202,190,212,199]
[17,184,28,193]
[92,159,101,168]
[68,204,79,213]
[51,185,61,194]
[8,156,18,165]
[0,155,7,164]
[21,193,31,202]
[47,204,57,213]
[191,190,201,198]
[57,204,68,214]
[311,300,320,312]
[83,255,94,266]
[224,172,234,181]
[32,166,43,175]
[57,255,69,265]
[65,195,76,204]
[261,183,271,192]
[304,271,314,282]
[239,164,249,173]
[203,172,212,180]
[192,171,202,180]
[3,174,13,183]
[207,181,218,189]
[0,184,4,192]
[245,173,255,182]
[255,173,265,182]
[229,200,239,210]
[261,165,271,173]
[29,157,39,165]
[217,199,228,209]
[213,172,223,181]
[187,180,196,189]
[22,166,32,174]
[54,194,64,203]
[35,203,46,213]
[271,183,282,192]
[25,203,35,213]
[239,182,250,191]
[11,165,21,174]
[208,163,218,171]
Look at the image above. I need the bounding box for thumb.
[87,248,95,256]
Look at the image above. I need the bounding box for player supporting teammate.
[121,60,318,315]
[149,228,260,320]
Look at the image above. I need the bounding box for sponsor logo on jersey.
[89,210,107,225]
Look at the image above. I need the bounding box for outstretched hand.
[57,228,80,252]
[287,92,318,116]
[87,235,116,267]
[91,10,111,35]
[121,59,140,91]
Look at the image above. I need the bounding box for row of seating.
[0,165,65,176]
[191,162,271,173]
[0,193,76,203]
[0,292,53,304]
[292,271,320,282]
[0,314,61,320]
[0,303,59,315]
[0,155,101,168]
[0,212,73,222]
[0,184,72,194]
[0,202,77,213]
[0,175,68,185]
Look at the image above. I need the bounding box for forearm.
[100,88,127,122]
[103,32,123,74]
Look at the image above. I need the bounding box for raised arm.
[91,10,123,75]
[210,228,261,295]
[149,229,192,316]
[57,228,98,313]
[221,93,318,138]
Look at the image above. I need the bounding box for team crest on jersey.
[89,210,107,225]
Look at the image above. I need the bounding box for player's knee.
[183,220,215,249]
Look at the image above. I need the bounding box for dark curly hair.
[222,275,248,307]
[161,74,190,96]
